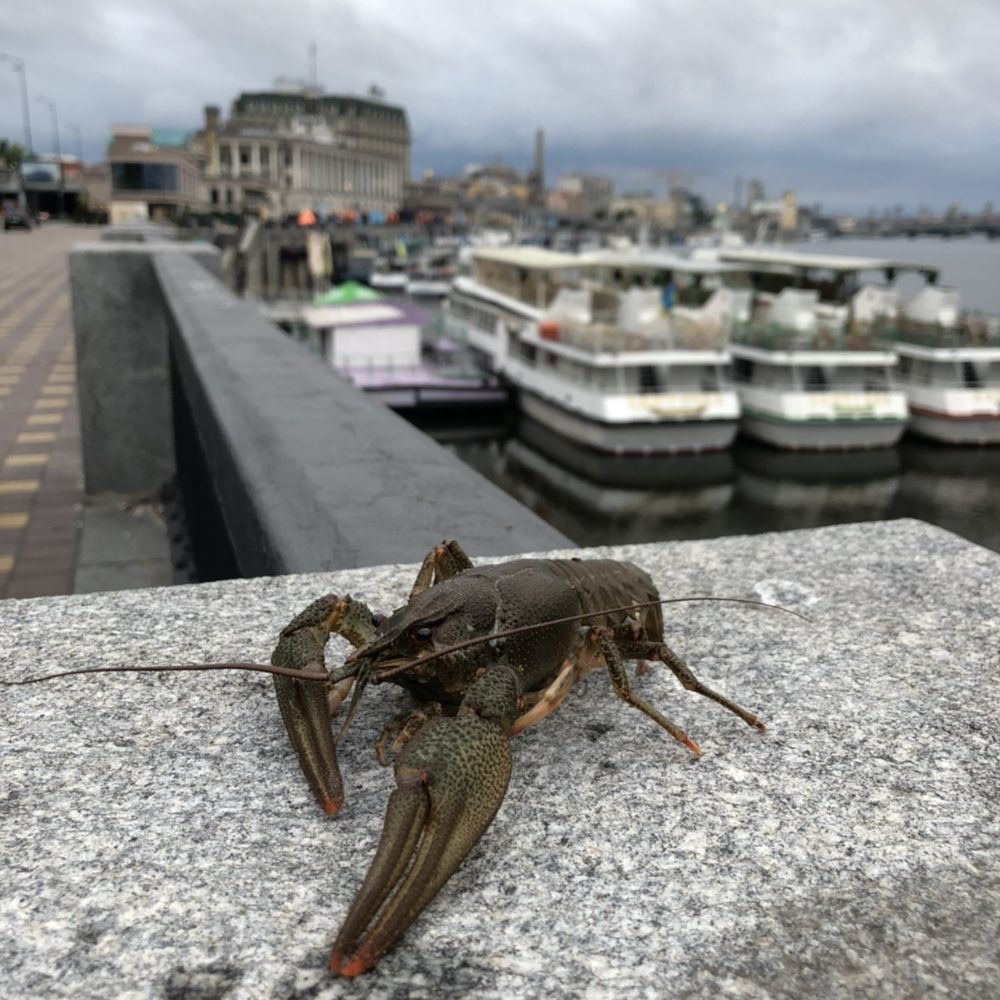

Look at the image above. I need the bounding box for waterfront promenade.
[0,224,84,598]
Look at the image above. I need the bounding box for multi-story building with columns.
[191,83,411,218]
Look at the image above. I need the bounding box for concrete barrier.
[69,242,221,497]
[69,243,569,576]
[2,520,997,997]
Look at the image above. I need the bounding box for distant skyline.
[2,0,999,213]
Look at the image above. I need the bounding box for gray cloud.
[1,0,998,210]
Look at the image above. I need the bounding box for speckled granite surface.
[1,520,997,1000]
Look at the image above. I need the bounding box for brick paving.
[0,224,86,599]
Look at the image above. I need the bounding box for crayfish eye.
[414,626,433,641]
[371,613,386,628]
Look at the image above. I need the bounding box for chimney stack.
[534,127,545,203]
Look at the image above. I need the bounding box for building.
[191,83,411,218]
[401,170,466,223]
[107,126,206,223]
[748,191,799,239]
[80,163,111,213]
[611,191,678,228]
[13,154,87,219]
[546,172,614,218]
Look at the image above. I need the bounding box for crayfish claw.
[273,670,344,815]
[271,596,350,815]
[329,666,519,976]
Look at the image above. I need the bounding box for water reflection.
[418,412,1000,554]
[735,441,901,516]
[894,439,1000,551]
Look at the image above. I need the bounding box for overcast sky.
[2,0,998,212]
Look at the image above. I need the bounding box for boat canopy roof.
[471,247,582,270]
[581,249,740,275]
[718,247,939,279]
[300,301,425,329]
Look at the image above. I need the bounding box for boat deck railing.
[870,315,1000,350]
[732,323,880,353]
[894,376,1000,390]
[543,321,729,355]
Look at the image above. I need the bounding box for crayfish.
[9,541,789,977]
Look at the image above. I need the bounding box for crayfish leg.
[613,629,767,734]
[590,627,704,756]
[408,539,474,599]
[374,703,445,767]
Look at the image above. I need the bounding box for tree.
[0,139,25,168]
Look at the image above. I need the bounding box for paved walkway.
[0,224,85,599]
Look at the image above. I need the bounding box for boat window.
[759,364,797,389]
[732,356,754,382]
[593,367,617,389]
[962,361,982,388]
[639,366,661,393]
[667,366,702,391]
[863,365,893,390]
[804,366,829,390]
[519,342,537,366]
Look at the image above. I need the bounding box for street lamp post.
[0,53,33,155]
[67,122,83,163]
[36,94,64,219]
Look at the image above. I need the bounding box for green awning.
[311,281,383,305]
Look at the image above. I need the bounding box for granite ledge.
[1,519,998,1000]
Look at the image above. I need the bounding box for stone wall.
[1,520,996,997]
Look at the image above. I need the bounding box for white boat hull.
[740,410,907,450]
[735,383,910,451]
[907,407,1000,445]
[519,390,738,455]
[902,384,1000,444]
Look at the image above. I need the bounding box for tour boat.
[448,247,746,454]
[889,285,1000,444]
[406,248,457,298]
[717,248,913,450]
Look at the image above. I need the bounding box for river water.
[413,237,1000,554]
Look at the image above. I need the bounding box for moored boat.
[406,247,457,298]
[718,248,914,450]
[449,247,745,454]
[887,286,1000,444]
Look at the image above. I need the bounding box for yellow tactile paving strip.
[0,225,85,599]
